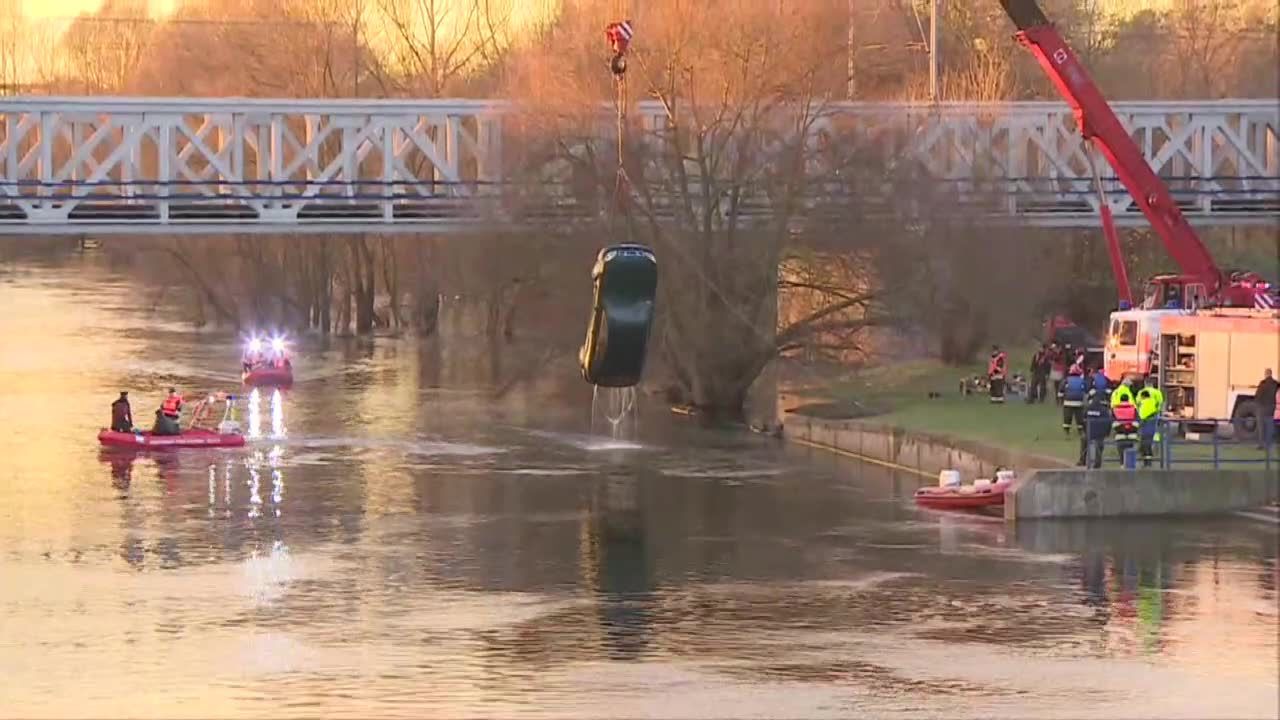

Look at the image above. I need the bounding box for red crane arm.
[998,0,1226,298]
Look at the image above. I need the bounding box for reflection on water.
[245,388,287,442]
[0,260,1276,719]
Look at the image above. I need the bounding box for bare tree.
[0,0,22,94]
[377,0,516,96]
[59,0,155,93]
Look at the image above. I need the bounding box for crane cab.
[1142,274,1208,311]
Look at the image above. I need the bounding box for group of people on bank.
[1075,374,1165,469]
[110,388,184,436]
[983,342,1166,468]
[984,341,1278,468]
[984,342,1088,406]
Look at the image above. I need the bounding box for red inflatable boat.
[914,482,1009,510]
[242,364,293,387]
[98,428,246,449]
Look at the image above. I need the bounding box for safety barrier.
[1085,417,1277,471]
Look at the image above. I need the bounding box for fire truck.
[998,0,1280,430]
[1156,310,1280,433]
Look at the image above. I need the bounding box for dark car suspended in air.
[579,244,658,388]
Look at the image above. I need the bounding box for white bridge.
[0,96,1275,235]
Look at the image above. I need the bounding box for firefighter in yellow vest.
[1135,375,1165,467]
[1110,377,1135,409]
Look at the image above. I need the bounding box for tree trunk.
[351,236,376,334]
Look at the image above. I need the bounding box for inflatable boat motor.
[579,244,658,387]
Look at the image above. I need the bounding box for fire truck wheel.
[1232,399,1260,437]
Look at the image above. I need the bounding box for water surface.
[1,257,1276,718]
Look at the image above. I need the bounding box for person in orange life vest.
[1061,366,1087,436]
[153,388,183,436]
[1111,391,1140,464]
[161,388,182,419]
[987,345,1008,404]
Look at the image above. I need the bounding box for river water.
[1,256,1277,719]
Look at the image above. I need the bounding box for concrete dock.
[786,415,1280,520]
[1005,468,1280,520]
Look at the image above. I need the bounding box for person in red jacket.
[987,345,1008,404]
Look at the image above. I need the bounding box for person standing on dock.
[1082,388,1111,468]
[1090,367,1110,400]
[1136,375,1165,467]
[988,345,1008,404]
[1254,369,1277,450]
[1061,367,1087,436]
[1110,376,1135,409]
[1111,391,1139,464]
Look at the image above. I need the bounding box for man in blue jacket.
[1061,367,1087,436]
[1082,388,1112,468]
[1089,368,1110,399]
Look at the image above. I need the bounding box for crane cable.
[594,1,639,433]
[609,1,632,243]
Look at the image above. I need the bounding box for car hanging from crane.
[578,19,659,391]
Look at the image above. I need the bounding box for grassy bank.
[804,356,1274,468]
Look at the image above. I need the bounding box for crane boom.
[998,0,1228,301]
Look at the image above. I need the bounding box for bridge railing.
[0,97,1275,232]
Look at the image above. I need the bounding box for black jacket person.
[1082,390,1111,469]
[1256,369,1278,448]
[110,392,132,433]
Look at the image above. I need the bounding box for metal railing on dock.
[1087,417,1276,471]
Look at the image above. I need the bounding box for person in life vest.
[154,388,183,436]
[1111,389,1140,464]
[1135,375,1165,467]
[1061,366,1087,436]
[987,345,1008,404]
[1082,388,1112,468]
[1110,376,1135,409]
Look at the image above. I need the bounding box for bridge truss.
[0,96,1275,234]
